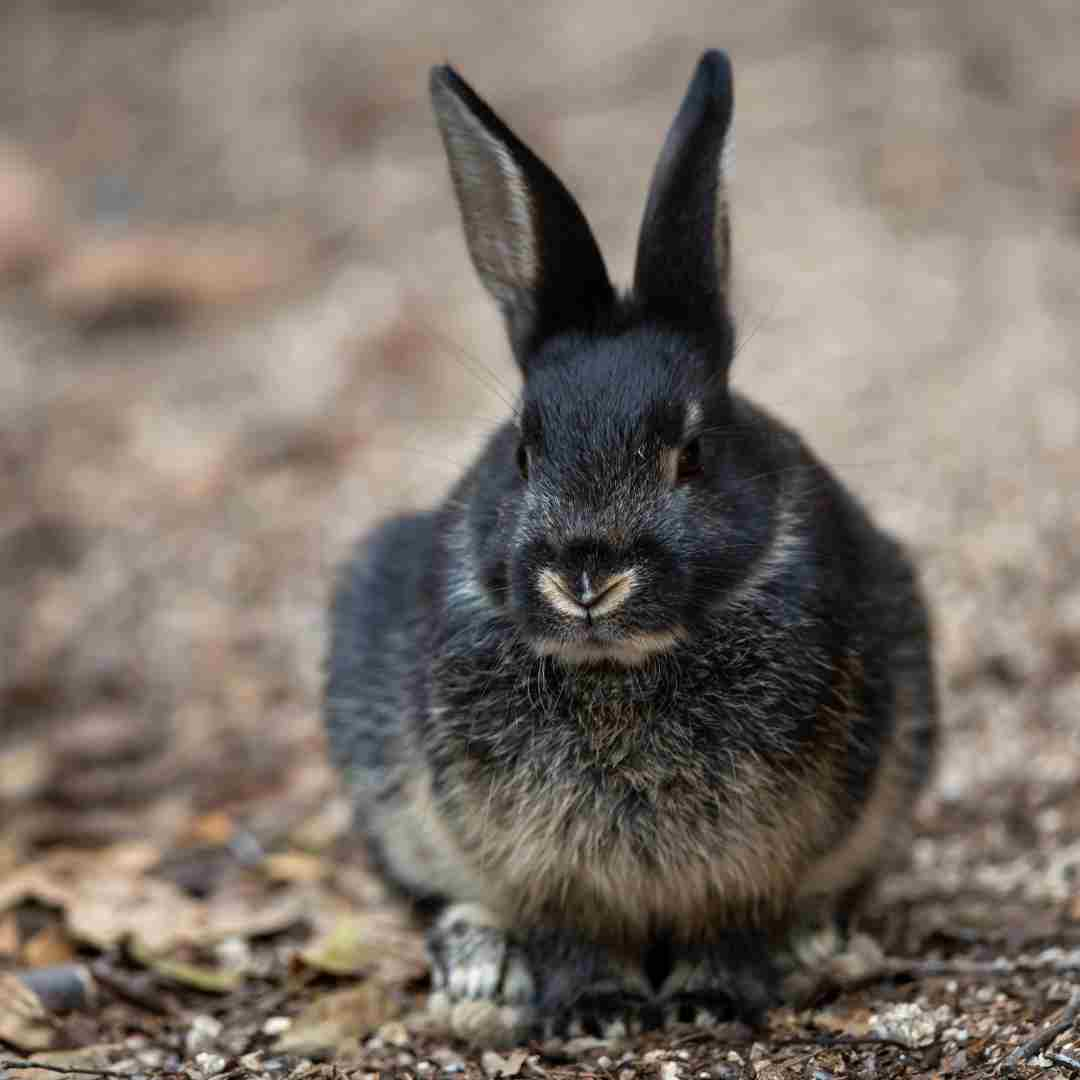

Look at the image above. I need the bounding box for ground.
[1,1,1079,1078]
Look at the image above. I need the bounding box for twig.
[829,954,1080,994]
[0,1062,133,1079]
[771,1035,919,1054]
[1005,988,1080,1070]
[890,957,1080,978]
[1049,1051,1080,1074]
[89,961,176,1017]
[668,1030,917,1054]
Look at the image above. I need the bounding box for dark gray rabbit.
[325,50,936,1043]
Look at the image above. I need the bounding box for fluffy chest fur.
[421,610,863,944]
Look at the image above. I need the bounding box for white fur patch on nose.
[538,568,587,619]
[537,568,637,619]
[589,570,636,617]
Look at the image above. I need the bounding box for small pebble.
[215,935,252,973]
[562,1036,612,1054]
[597,1056,613,1068]
[659,1061,682,1080]
[431,1049,464,1066]
[186,1014,224,1056]
[379,1020,411,1047]
[481,1050,506,1076]
[194,1051,228,1076]
[870,1001,939,1048]
[417,1062,435,1074]
[262,1016,292,1036]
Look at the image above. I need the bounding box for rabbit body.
[325,52,936,1040]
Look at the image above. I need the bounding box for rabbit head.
[432,53,781,666]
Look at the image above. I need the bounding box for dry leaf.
[183,811,236,845]
[0,829,307,977]
[0,742,50,802]
[289,797,353,853]
[300,912,426,983]
[0,912,20,957]
[134,950,242,994]
[65,874,204,953]
[0,861,78,914]
[0,836,20,878]
[482,1050,529,1076]
[0,139,63,280]
[272,982,402,1056]
[2,1044,129,1080]
[23,924,78,968]
[202,885,306,941]
[264,850,329,884]
[814,1004,875,1039]
[0,973,54,1052]
[64,858,302,953]
[0,845,161,917]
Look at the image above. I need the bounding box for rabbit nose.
[572,572,596,605]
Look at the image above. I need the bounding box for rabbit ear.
[633,51,734,330]
[430,65,615,364]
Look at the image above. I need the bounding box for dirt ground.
[1,2,1079,1078]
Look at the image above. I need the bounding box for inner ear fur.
[430,65,614,364]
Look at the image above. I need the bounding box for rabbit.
[324,49,937,1044]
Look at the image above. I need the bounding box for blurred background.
[1,0,1079,946]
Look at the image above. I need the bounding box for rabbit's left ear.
[430,65,614,365]
[633,51,734,330]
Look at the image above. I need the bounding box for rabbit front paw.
[425,905,654,1043]
[425,903,536,1045]
[658,933,782,1027]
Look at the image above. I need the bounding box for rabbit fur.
[324,50,937,1043]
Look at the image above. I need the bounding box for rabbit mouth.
[531,627,685,667]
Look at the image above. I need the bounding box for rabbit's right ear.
[430,66,614,366]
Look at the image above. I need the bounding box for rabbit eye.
[516,443,530,481]
[676,438,703,484]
